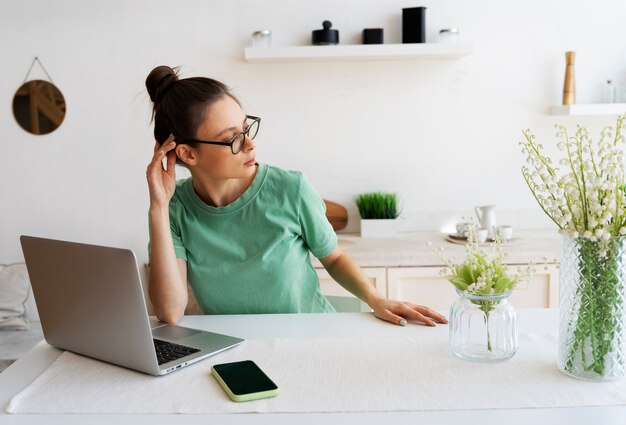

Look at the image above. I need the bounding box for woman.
[145,65,447,327]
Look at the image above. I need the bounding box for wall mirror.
[12,79,66,135]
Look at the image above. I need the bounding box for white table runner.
[8,333,626,414]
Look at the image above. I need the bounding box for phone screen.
[212,360,278,396]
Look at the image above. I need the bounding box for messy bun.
[145,65,179,109]
[145,65,238,150]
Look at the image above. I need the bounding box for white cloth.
[0,263,31,330]
[8,333,626,414]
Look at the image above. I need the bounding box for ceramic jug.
[475,205,497,238]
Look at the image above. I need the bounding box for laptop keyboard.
[153,339,201,365]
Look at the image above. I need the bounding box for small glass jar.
[438,28,460,44]
[602,80,616,104]
[252,30,272,48]
[449,289,517,362]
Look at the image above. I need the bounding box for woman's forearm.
[148,206,188,323]
[321,251,383,307]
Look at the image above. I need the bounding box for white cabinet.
[316,263,560,311]
[387,264,559,310]
[315,267,386,298]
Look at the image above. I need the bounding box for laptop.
[20,235,244,376]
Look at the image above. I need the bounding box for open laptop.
[20,235,244,376]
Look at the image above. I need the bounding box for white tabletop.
[1,310,625,425]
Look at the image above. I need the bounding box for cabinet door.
[387,267,458,311]
[315,267,386,298]
[387,264,560,311]
[509,264,559,308]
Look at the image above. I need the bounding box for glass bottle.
[251,30,272,48]
[449,289,517,362]
[602,80,616,104]
[438,28,460,44]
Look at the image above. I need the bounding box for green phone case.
[211,363,279,402]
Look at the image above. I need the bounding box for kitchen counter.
[313,229,561,268]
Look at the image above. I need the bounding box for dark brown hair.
[145,65,237,146]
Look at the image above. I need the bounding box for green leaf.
[461,265,475,284]
[494,277,512,292]
[449,277,469,290]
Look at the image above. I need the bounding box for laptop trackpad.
[152,325,201,341]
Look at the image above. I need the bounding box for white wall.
[1,0,626,268]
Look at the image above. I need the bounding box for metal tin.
[252,30,272,48]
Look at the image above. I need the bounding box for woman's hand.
[369,297,448,327]
[147,135,177,209]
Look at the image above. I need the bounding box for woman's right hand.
[147,135,178,209]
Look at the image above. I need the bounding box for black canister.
[312,21,339,45]
[402,7,426,43]
[362,28,384,44]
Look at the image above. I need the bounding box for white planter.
[360,219,401,238]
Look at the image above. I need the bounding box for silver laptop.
[20,235,244,376]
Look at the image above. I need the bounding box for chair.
[325,295,371,313]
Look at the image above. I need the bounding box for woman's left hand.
[370,297,448,327]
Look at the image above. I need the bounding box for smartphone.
[211,360,279,402]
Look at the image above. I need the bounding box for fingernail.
[169,141,176,146]
[399,319,407,327]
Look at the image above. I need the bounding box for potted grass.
[355,192,401,237]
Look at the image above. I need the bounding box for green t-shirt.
[151,163,337,314]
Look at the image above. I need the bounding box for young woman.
[145,65,447,327]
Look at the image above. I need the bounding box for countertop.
[3,311,625,424]
[313,229,561,268]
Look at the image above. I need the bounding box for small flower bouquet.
[520,114,626,380]
[432,227,533,304]
[431,228,533,359]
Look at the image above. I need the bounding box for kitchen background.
[1,0,626,268]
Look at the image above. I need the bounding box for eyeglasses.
[178,115,260,155]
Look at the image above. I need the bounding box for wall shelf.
[549,104,626,116]
[244,43,473,63]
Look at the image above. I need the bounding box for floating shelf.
[244,43,473,63]
[549,104,626,116]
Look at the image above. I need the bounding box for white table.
[1,309,625,425]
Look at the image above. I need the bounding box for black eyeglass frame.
[178,115,261,155]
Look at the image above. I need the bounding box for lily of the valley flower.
[520,114,626,256]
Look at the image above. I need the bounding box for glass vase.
[449,289,517,362]
[558,234,626,381]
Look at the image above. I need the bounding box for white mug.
[498,225,513,241]
[476,228,488,243]
[456,222,470,236]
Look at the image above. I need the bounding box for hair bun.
[145,65,179,105]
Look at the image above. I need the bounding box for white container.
[360,219,401,238]
[252,30,272,48]
[602,80,616,104]
[438,28,460,44]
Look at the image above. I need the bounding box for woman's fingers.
[148,140,177,172]
[375,309,408,327]
[375,300,448,327]
[165,149,177,178]
[407,303,448,324]
[397,304,437,327]
[146,136,178,206]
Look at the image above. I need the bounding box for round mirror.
[12,80,66,135]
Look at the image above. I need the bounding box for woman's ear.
[175,145,198,166]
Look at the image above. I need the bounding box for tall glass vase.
[558,234,626,381]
